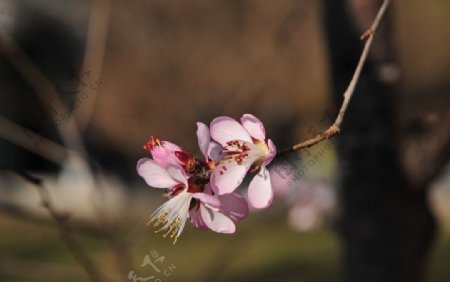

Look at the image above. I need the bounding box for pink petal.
[150,146,173,166]
[240,114,266,140]
[166,161,188,185]
[209,180,219,194]
[207,141,223,161]
[196,122,210,159]
[150,141,182,166]
[210,116,252,146]
[192,192,221,209]
[200,204,236,233]
[219,192,249,221]
[161,141,182,152]
[247,166,274,209]
[136,158,179,188]
[203,183,214,194]
[189,207,208,230]
[211,164,248,195]
[264,139,277,165]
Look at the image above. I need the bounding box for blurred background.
[0,0,449,281]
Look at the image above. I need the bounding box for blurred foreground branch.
[0,115,68,165]
[0,32,85,152]
[17,171,103,282]
[75,0,110,129]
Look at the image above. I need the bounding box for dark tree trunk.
[322,1,436,281]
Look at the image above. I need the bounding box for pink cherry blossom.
[137,133,248,243]
[210,114,277,209]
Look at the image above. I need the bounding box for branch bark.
[277,0,390,157]
[322,0,436,281]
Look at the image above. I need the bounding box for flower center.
[223,140,252,165]
[254,139,269,154]
[222,140,268,166]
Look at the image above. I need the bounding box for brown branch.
[0,196,115,238]
[0,31,86,154]
[75,0,111,130]
[277,0,390,157]
[0,115,68,165]
[17,172,103,282]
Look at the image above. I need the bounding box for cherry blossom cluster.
[137,114,276,243]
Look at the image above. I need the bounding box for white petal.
[137,158,178,188]
[161,141,182,152]
[240,114,266,140]
[219,192,249,221]
[210,116,252,146]
[207,141,223,161]
[196,122,210,159]
[189,207,208,230]
[192,192,221,209]
[247,166,274,209]
[200,204,235,234]
[166,161,188,186]
[211,163,248,195]
[150,190,192,242]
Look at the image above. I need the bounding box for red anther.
[143,136,161,152]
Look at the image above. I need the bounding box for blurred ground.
[1,210,450,282]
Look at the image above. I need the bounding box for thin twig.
[0,32,86,154]
[92,171,133,280]
[17,172,103,282]
[75,1,132,278]
[75,0,111,130]
[0,115,68,165]
[277,0,390,157]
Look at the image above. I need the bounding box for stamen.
[143,136,161,152]
[148,191,192,244]
[152,212,183,244]
[222,140,253,166]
